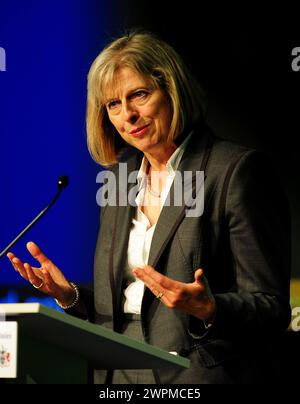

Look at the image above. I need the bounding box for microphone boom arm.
[0,176,68,259]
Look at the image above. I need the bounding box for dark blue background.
[0,0,115,306]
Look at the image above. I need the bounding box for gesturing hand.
[132,265,216,321]
[7,241,75,306]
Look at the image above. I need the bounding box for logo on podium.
[0,344,11,368]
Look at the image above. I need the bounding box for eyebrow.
[105,86,151,104]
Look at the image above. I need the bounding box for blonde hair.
[86,31,206,166]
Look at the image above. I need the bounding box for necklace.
[147,181,161,198]
[147,173,161,198]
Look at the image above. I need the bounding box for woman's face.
[105,67,173,155]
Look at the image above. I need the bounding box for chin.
[130,137,153,151]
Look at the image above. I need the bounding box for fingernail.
[12,258,18,264]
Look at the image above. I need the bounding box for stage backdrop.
[0,0,126,307]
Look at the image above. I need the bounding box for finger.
[135,265,181,291]
[42,268,56,289]
[41,269,64,299]
[132,267,180,304]
[7,253,17,271]
[24,263,44,288]
[155,290,172,307]
[11,257,29,280]
[132,267,163,294]
[194,268,204,284]
[26,241,50,266]
[7,252,15,260]
[194,268,211,294]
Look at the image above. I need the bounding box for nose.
[122,101,139,124]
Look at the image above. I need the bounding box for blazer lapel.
[147,127,213,270]
[110,151,143,311]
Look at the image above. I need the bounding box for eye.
[131,90,148,100]
[107,100,120,110]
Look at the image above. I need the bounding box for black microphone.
[0,175,69,259]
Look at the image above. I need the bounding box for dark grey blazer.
[70,125,291,384]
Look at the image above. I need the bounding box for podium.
[0,303,189,384]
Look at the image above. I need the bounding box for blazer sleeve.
[65,287,95,322]
[207,150,291,339]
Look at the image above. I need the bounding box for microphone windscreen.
[58,175,69,189]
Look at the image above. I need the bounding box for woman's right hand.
[7,241,76,307]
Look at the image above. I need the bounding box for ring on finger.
[156,291,164,300]
[33,280,44,289]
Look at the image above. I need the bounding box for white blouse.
[123,208,156,314]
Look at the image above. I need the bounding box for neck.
[144,143,177,171]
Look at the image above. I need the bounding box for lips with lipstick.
[129,123,151,137]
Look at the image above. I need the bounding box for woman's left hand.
[132,265,216,321]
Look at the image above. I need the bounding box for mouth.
[129,124,150,137]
